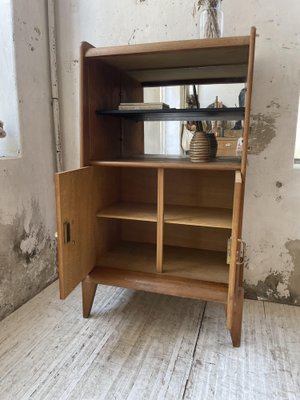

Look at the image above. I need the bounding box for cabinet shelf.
[165,205,232,228]
[91,156,241,171]
[96,107,245,121]
[96,241,229,284]
[97,202,157,222]
[90,266,228,303]
[97,202,232,229]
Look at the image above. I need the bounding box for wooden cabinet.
[55,28,256,347]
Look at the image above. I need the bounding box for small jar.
[199,1,224,39]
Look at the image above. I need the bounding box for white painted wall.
[294,95,300,160]
[0,0,21,157]
[0,0,57,320]
[53,0,300,304]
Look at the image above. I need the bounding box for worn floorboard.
[183,301,300,400]
[0,281,299,400]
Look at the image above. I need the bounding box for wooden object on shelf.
[223,129,242,138]
[217,138,239,157]
[189,131,210,163]
[118,102,169,110]
[55,28,256,347]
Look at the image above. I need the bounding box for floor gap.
[181,301,207,399]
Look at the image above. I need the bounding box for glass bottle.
[199,1,224,39]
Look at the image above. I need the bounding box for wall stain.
[128,28,138,44]
[285,240,300,305]
[266,100,280,109]
[34,27,41,36]
[0,199,57,321]
[248,112,280,154]
[244,272,295,304]
[276,181,283,188]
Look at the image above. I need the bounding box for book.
[118,102,170,110]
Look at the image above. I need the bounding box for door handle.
[63,222,71,244]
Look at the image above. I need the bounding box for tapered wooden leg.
[229,287,244,347]
[82,277,97,318]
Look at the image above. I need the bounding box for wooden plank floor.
[0,282,299,400]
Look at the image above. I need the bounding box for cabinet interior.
[94,166,233,283]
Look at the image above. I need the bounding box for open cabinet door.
[55,167,95,299]
[227,171,244,346]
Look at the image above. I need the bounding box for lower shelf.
[89,267,228,303]
[93,242,229,303]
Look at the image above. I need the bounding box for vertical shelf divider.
[156,168,164,273]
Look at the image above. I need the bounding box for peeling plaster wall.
[0,0,57,320]
[55,0,300,305]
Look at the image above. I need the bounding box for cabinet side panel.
[241,27,256,177]
[87,60,122,161]
[55,167,95,299]
[80,42,94,167]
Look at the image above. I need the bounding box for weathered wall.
[0,0,57,320]
[54,0,300,305]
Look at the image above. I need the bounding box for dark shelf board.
[96,107,245,121]
[90,156,241,171]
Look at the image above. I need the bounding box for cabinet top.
[85,35,250,60]
[82,29,255,86]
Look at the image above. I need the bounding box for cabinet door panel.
[55,167,95,299]
[227,171,243,329]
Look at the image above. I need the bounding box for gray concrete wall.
[0,0,57,320]
[55,0,300,305]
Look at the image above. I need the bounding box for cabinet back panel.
[121,220,157,244]
[121,168,157,204]
[121,221,229,252]
[165,169,235,209]
[94,167,121,209]
[96,219,121,263]
[164,225,229,252]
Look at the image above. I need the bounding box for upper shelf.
[91,156,241,171]
[96,107,245,121]
[84,35,251,86]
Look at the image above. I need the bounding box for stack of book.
[118,102,170,110]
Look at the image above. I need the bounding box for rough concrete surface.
[249,112,280,155]
[0,200,57,320]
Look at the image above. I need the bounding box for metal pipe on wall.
[47,0,63,172]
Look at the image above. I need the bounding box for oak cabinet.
[55,28,256,347]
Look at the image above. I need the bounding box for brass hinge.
[227,237,246,265]
[236,239,246,265]
[226,237,232,264]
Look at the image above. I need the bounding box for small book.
[118,102,170,110]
